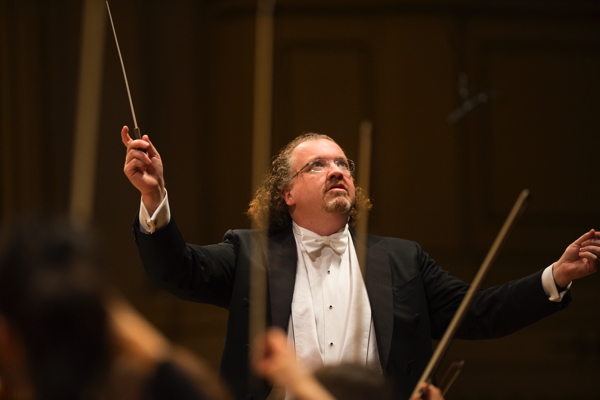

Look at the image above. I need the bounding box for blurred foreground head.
[314,363,395,400]
[0,214,232,400]
[0,214,109,400]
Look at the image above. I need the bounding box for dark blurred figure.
[314,363,395,400]
[0,214,109,400]
[253,328,443,400]
[315,366,442,400]
[0,214,232,400]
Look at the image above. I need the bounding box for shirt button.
[330,342,333,346]
[328,270,331,274]
[329,305,333,309]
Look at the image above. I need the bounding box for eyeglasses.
[291,158,355,179]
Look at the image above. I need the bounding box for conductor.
[121,127,599,400]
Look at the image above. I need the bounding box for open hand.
[553,229,600,287]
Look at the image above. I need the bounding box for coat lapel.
[264,226,393,369]
[266,226,298,330]
[351,229,394,370]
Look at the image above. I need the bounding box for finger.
[411,383,428,400]
[573,230,596,246]
[125,150,152,172]
[123,138,151,165]
[420,384,443,400]
[120,126,149,155]
[127,138,150,154]
[142,134,160,158]
[121,125,132,146]
[125,145,149,164]
[580,241,600,253]
[579,247,600,262]
[578,249,600,267]
[421,383,431,400]
[125,153,147,168]
[581,230,600,247]
[579,251,600,272]
[427,384,442,397]
[124,157,147,176]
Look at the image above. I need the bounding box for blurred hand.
[252,328,335,400]
[411,383,444,400]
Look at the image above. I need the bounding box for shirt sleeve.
[139,190,171,234]
[542,263,572,302]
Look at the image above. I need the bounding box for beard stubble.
[324,190,353,214]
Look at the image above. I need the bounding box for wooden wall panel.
[280,44,368,144]
[445,17,600,399]
[458,19,600,253]
[485,47,600,224]
[272,15,461,252]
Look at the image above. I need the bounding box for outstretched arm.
[552,229,600,287]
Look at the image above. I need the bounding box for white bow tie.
[301,230,348,257]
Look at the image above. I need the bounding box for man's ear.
[282,187,295,206]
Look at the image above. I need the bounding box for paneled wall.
[1,1,599,398]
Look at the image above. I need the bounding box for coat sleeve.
[398,239,570,340]
[132,213,239,309]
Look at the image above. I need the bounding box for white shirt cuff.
[542,263,572,302]
[139,190,171,233]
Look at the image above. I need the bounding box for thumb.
[121,125,133,146]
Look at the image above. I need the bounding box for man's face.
[282,139,356,223]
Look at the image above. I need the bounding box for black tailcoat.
[133,216,569,400]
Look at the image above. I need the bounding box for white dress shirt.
[289,222,381,372]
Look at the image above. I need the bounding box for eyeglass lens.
[310,159,354,173]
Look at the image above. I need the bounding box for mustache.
[324,179,348,193]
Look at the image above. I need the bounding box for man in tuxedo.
[122,127,599,400]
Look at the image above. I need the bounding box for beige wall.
[2,1,599,398]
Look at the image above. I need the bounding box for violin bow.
[438,360,465,396]
[355,119,373,272]
[70,0,107,223]
[249,0,275,383]
[354,119,373,359]
[410,188,531,399]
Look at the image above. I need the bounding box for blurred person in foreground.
[252,327,443,400]
[0,214,231,400]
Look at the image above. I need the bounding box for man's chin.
[324,196,352,214]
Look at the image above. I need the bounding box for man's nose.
[327,163,345,179]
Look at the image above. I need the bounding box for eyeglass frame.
[290,158,356,180]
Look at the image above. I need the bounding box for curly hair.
[247,133,372,233]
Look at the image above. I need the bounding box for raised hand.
[121,126,165,215]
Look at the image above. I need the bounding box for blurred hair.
[314,363,395,400]
[246,133,372,233]
[0,214,110,400]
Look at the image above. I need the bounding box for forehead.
[291,139,346,166]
